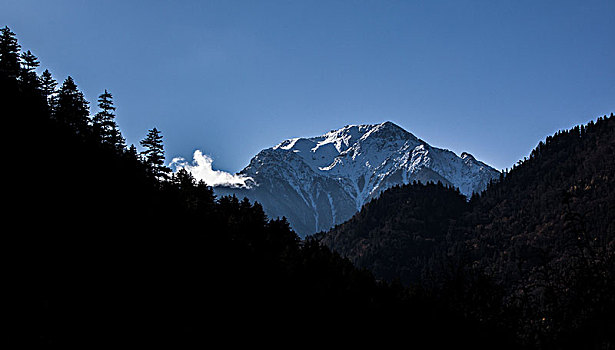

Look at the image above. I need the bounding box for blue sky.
[3,0,614,172]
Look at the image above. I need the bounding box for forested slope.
[321,114,615,348]
[3,26,513,348]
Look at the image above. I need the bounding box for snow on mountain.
[214,121,500,237]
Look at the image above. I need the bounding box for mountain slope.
[216,121,499,236]
[7,34,514,347]
[319,114,615,347]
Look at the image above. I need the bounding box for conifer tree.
[0,26,21,79]
[20,50,39,70]
[174,168,195,190]
[93,89,125,150]
[140,128,171,179]
[55,76,90,134]
[39,69,58,109]
[19,49,39,86]
[127,144,139,160]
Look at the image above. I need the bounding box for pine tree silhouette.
[39,69,57,110]
[140,127,171,180]
[19,49,39,86]
[93,89,125,151]
[0,26,21,79]
[55,76,90,134]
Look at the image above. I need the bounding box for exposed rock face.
[215,122,500,237]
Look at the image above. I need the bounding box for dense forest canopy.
[321,113,615,347]
[4,26,509,348]
[4,26,613,348]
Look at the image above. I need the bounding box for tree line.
[321,113,615,349]
[1,26,170,180]
[4,26,520,348]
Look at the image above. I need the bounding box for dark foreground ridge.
[320,113,615,347]
[5,26,517,348]
[4,26,613,348]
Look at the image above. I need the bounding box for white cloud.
[170,150,252,188]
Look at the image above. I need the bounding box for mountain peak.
[326,120,404,135]
[379,120,400,128]
[217,122,500,236]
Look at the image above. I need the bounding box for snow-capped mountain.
[214,121,500,237]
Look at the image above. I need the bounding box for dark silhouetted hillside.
[4,26,516,348]
[321,114,615,348]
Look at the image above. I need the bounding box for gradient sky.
[3,0,614,172]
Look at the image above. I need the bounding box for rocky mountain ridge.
[215,121,500,236]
